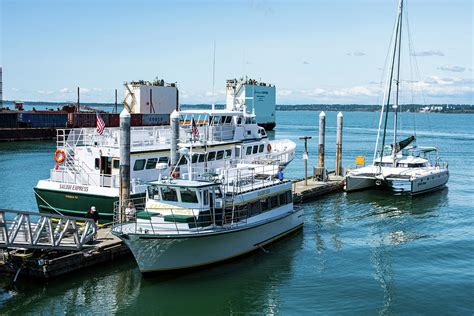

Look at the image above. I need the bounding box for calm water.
[0,111,472,315]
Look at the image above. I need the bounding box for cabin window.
[259,144,264,153]
[249,201,261,216]
[252,145,258,154]
[212,116,220,125]
[216,150,224,160]
[270,195,279,209]
[95,158,100,170]
[203,190,209,205]
[198,154,205,163]
[260,198,269,212]
[147,186,160,200]
[178,156,187,165]
[225,149,232,158]
[220,116,226,124]
[237,117,242,125]
[252,118,257,124]
[225,116,232,124]
[208,151,216,161]
[133,159,146,171]
[235,147,241,158]
[161,187,178,202]
[246,118,251,124]
[192,154,198,164]
[146,158,158,169]
[247,131,252,135]
[237,204,248,220]
[180,188,198,203]
[286,191,293,203]
[246,147,252,155]
[279,192,287,205]
[113,160,120,169]
[158,157,169,164]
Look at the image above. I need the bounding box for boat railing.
[112,197,254,236]
[50,168,120,188]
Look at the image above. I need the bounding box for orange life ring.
[54,149,66,164]
[267,143,272,152]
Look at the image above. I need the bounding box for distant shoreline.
[1,101,473,114]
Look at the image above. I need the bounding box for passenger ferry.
[34,109,295,221]
[112,162,303,273]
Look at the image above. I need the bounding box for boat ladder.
[0,209,97,251]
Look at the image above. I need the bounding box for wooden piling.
[336,112,343,176]
[318,111,325,168]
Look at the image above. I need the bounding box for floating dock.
[0,228,130,280]
[293,174,345,203]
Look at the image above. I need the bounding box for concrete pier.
[292,173,344,203]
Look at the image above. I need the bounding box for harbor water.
[0,111,472,314]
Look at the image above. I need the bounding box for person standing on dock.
[86,206,100,240]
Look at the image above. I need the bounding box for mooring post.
[114,89,118,113]
[170,110,180,176]
[299,136,312,186]
[336,112,343,176]
[77,87,80,112]
[119,109,131,223]
[318,111,325,168]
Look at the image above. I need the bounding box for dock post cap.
[319,111,326,117]
[337,111,343,117]
[120,108,131,118]
[170,110,180,119]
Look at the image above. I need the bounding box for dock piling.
[170,110,180,175]
[119,109,131,222]
[318,111,325,168]
[336,112,343,176]
[299,136,312,186]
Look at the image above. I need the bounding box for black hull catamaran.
[345,0,449,195]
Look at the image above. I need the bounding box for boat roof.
[148,178,219,189]
[179,109,254,116]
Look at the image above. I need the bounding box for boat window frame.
[160,187,179,202]
[246,146,252,155]
[180,188,199,203]
[145,158,158,169]
[133,159,146,171]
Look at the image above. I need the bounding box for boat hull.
[118,209,304,273]
[34,183,145,222]
[344,174,377,192]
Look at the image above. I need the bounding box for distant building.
[225,78,276,130]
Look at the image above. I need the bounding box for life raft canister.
[267,143,272,152]
[54,149,66,164]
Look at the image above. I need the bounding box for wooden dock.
[0,228,130,280]
[292,174,345,203]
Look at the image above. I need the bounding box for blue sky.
[1,0,472,104]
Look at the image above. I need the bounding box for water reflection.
[0,233,303,315]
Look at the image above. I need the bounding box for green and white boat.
[34,109,296,222]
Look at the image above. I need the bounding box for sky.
[1,0,472,105]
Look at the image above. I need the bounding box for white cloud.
[37,90,54,95]
[59,87,71,93]
[11,88,19,92]
[277,89,293,97]
[302,61,310,65]
[437,65,465,72]
[347,51,366,57]
[412,50,444,57]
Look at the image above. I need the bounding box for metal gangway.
[0,209,97,251]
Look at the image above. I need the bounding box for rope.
[34,190,64,216]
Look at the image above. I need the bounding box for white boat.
[112,163,303,273]
[34,108,296,221]
[345,0,449,195]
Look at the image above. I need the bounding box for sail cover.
[391,135,416,152]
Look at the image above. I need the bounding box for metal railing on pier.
[0,209,97,251]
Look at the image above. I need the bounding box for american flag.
[191,117,199,140]
[96,112,105,135]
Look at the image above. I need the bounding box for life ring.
[54,149,66,164]
[267,143,272,152]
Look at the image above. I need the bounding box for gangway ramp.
[0,209,97,251]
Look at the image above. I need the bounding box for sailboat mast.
[378,0,403,164]
[212,42,216,110]
[392,0,403,160]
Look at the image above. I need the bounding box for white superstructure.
[126,80,178,114]
[226,78,276,130]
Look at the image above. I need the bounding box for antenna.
[212,42,216,110]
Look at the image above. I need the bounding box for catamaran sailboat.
[112,161,303,273]
[344,0,449,195]
[34,108,296,221]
